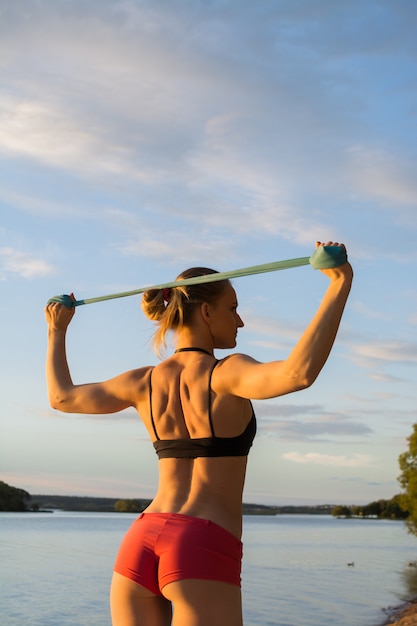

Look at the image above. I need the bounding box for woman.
[45,241,353,626]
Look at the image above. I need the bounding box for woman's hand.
[45,294,76,331]
[315,241,353,281]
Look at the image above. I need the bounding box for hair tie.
[163,288,171,304]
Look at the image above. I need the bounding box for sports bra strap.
[207,360,220,437]
[148,368,159,441]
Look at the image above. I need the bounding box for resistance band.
[47,245,347,309]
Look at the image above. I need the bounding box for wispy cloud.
[283,452,373,467]
[348,145,417,211]
[352,340,417,366]
[0,470,155,498]
[254,403,373,441]
[3,0,415,252]
[0,95,150,183]
[0,246,56,279]
[261,418,372,441]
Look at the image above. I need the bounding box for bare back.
[136,351,254,538]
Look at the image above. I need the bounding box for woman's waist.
[149,456,247,536]
[144,493,243,539]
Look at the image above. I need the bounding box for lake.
[1,512,416,625]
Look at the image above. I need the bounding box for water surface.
[1,512,416,625]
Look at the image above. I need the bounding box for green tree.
[331,505,352,517]
[114,499,144,513]
[0,481,31,511]
[381,495,408,520]
[398,423,417,536]
[361,499,383,518]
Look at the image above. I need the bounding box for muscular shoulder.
[218,353,260,370]
[212,353,261,394]
[116,365,153,399]
[212,353,288,400]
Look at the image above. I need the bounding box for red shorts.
[113,512,243,596]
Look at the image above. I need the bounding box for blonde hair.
[141,267,230,355]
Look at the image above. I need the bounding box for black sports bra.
[149,349,256,459]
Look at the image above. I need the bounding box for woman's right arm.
[216,244,353,400]
[45,301,149,414]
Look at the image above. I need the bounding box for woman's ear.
[200,302,211,324]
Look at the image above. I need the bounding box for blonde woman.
[45,241,353,626]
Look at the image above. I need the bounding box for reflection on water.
[400,562,417,599]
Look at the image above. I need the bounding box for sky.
[1,0,416,506]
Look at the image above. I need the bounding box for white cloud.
[0,87,327,242]
[0,94,156,183]
[0,247,56,279]
[261,417,372,441]
[0,7,381,206]
[2,0,414,257]
[283,452,373,467]
[252,402,373,441]
[352,340,417,365]
[369,373,405,384]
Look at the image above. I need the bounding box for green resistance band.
[47,245,346,309]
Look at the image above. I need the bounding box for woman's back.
[140,350,255,538]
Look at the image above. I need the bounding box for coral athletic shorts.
[113,512,243,596]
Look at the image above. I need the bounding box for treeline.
[30,494,154,512]
[332,495,408,520]
[0,482,333,515]
[0,480,410,520]
[0,482,152,513]
[242,503,334,515]
[32,494,152,512]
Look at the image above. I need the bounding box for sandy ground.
[382,600,417,625]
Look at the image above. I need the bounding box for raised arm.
[217,242,353,400]
[45,298,148,414]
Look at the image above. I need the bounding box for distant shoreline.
[29,494,336,515]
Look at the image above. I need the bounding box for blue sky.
[1,0,416,505]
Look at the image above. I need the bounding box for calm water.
[1,512,416,626]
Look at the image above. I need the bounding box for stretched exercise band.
[47,245,347,309]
